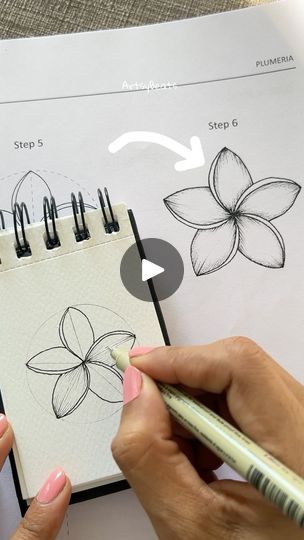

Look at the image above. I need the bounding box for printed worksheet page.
[0,0,303,537]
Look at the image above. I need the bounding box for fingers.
[171,395,224,472]
[130,340,304,473]
[12,468,71,540]
[0,414,14,470]
[0,414,71,540]
[130,339,291,392]
[112,366,221,538]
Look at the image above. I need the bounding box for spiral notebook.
[0,190,168,511]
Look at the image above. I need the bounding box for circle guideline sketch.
[0,169,97,226]
[26,305,136,422]
[164,147,301,276]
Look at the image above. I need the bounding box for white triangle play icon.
[142,259,165,282]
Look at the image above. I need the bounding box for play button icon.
[142,259,164,281]
[120,238,184,302]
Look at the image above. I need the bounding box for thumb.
[111,366,220,538]
[12,468,71,540]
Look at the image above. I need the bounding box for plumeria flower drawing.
[0,170,96,226]
[164,148,301,275]
[26,307,136,419]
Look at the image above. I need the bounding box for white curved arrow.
[108,131,205,172]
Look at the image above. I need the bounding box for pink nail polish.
[129,347,155,358]
[0,414,8,437]
[37,468,66,504]
[123,366,142,405]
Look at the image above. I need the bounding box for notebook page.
[0,205,165,499]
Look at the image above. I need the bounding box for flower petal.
[86,330,136,366]
[237,215,285,268]
[11,170,52,222]
[52,365,90,418]
[209,148,253,211]
[164,187,229,229]
[88,362,123,403]
[191,219,239,275]
[26,347,82,374]
[59,307,94,360]
[236,177,301,220]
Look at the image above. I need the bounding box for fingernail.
[123,366,142,405]
[37,468,66,503]
[0,414,8,437]
[129,347,155,358]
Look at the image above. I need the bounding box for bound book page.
[0,205,165,500]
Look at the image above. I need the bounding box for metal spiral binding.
[43,196,61,250]
[13,203,32,258]
[6,187,119,258]
[0,210,5,231]
[98,187,120,233]
[71,191,90,242]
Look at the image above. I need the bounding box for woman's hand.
[112,338,304,539]
[0,414,71,539]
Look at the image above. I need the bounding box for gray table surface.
[0,0,275,39]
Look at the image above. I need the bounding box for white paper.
[0,207,165,499]
[0,0,303,537]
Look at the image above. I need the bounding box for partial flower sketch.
[0,170,96,225]
[26,306,135,419]
[164,148,301,276]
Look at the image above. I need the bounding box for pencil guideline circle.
[26,304,137,424]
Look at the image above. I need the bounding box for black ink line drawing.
[164,147,301,276]
[0,170,97,225]
[26,306,135,419]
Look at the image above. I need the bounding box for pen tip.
[111,348,130,372]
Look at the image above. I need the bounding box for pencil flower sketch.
[0,170,96,225]
[26,307,135,418]
[164,148,301,275]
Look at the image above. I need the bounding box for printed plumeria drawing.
[164,148,301,275]
[26,307,135,419]
[0,170,96,225]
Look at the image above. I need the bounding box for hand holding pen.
[111,338,304,540]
